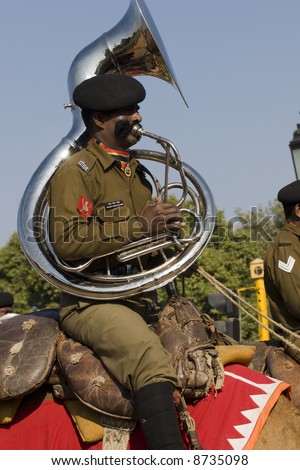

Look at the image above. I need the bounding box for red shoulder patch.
[77,196,94,218]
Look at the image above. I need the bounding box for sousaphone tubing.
[17,0,215,299]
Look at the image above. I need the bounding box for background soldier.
[264,180,300,363]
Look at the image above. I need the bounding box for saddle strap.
[178,396,202,450]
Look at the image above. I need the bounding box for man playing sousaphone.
[49,73,186,450]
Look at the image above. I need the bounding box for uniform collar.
[284,223,300,237]
[87,139,138,171]
[97,140,130,162]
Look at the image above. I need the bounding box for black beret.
[0,292,13,308]
[278,180,300,205]
[73,74,146,111]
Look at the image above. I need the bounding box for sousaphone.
[17,0,215,299]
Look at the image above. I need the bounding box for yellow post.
[250,258,270,341]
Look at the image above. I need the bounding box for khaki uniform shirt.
[49,139,152,270]
[264,223,300,332]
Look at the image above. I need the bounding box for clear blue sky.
[1,0,300,247]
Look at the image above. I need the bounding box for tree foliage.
[0,233,60,313]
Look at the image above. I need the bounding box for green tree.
[0,232,60,313]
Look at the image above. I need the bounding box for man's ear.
[92,113,104,126]
[294,203,300,218]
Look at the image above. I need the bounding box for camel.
[254,394,300,450]
[1,303,300,450]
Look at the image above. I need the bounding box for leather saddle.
[0,314,59,400]
[0,295,233,446]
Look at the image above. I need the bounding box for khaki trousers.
[60,295,177,393]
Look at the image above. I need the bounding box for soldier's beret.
[0,292,14,308]
[278,180,300,205]
[73,74,146,111]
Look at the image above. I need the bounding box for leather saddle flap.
[150,296,225,399]
[0,315,59,399]
[56,337,136,420]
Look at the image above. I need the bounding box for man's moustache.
[115,120,141,140]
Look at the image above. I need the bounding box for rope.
[196,266,300,355]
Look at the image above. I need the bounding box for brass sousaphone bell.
[17,0,215,299]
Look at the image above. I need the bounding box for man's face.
[0,306,12,317]
[95,104,142,150]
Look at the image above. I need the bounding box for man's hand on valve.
[138,200,185,236]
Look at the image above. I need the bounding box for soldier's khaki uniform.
[49,140,177,392]
[264,223,300,362]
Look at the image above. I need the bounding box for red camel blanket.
[0,364,290,450]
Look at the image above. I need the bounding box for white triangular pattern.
[224,371,281,450]
[249,392,272,408]
[241,404,261,421]
[227,413,261,450]
[241,405,261,421]
[227,436,248,450]
[225,370,280,393]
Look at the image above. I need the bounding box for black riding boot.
[136,381,185,450]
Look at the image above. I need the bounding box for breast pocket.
[97,204,131,239]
